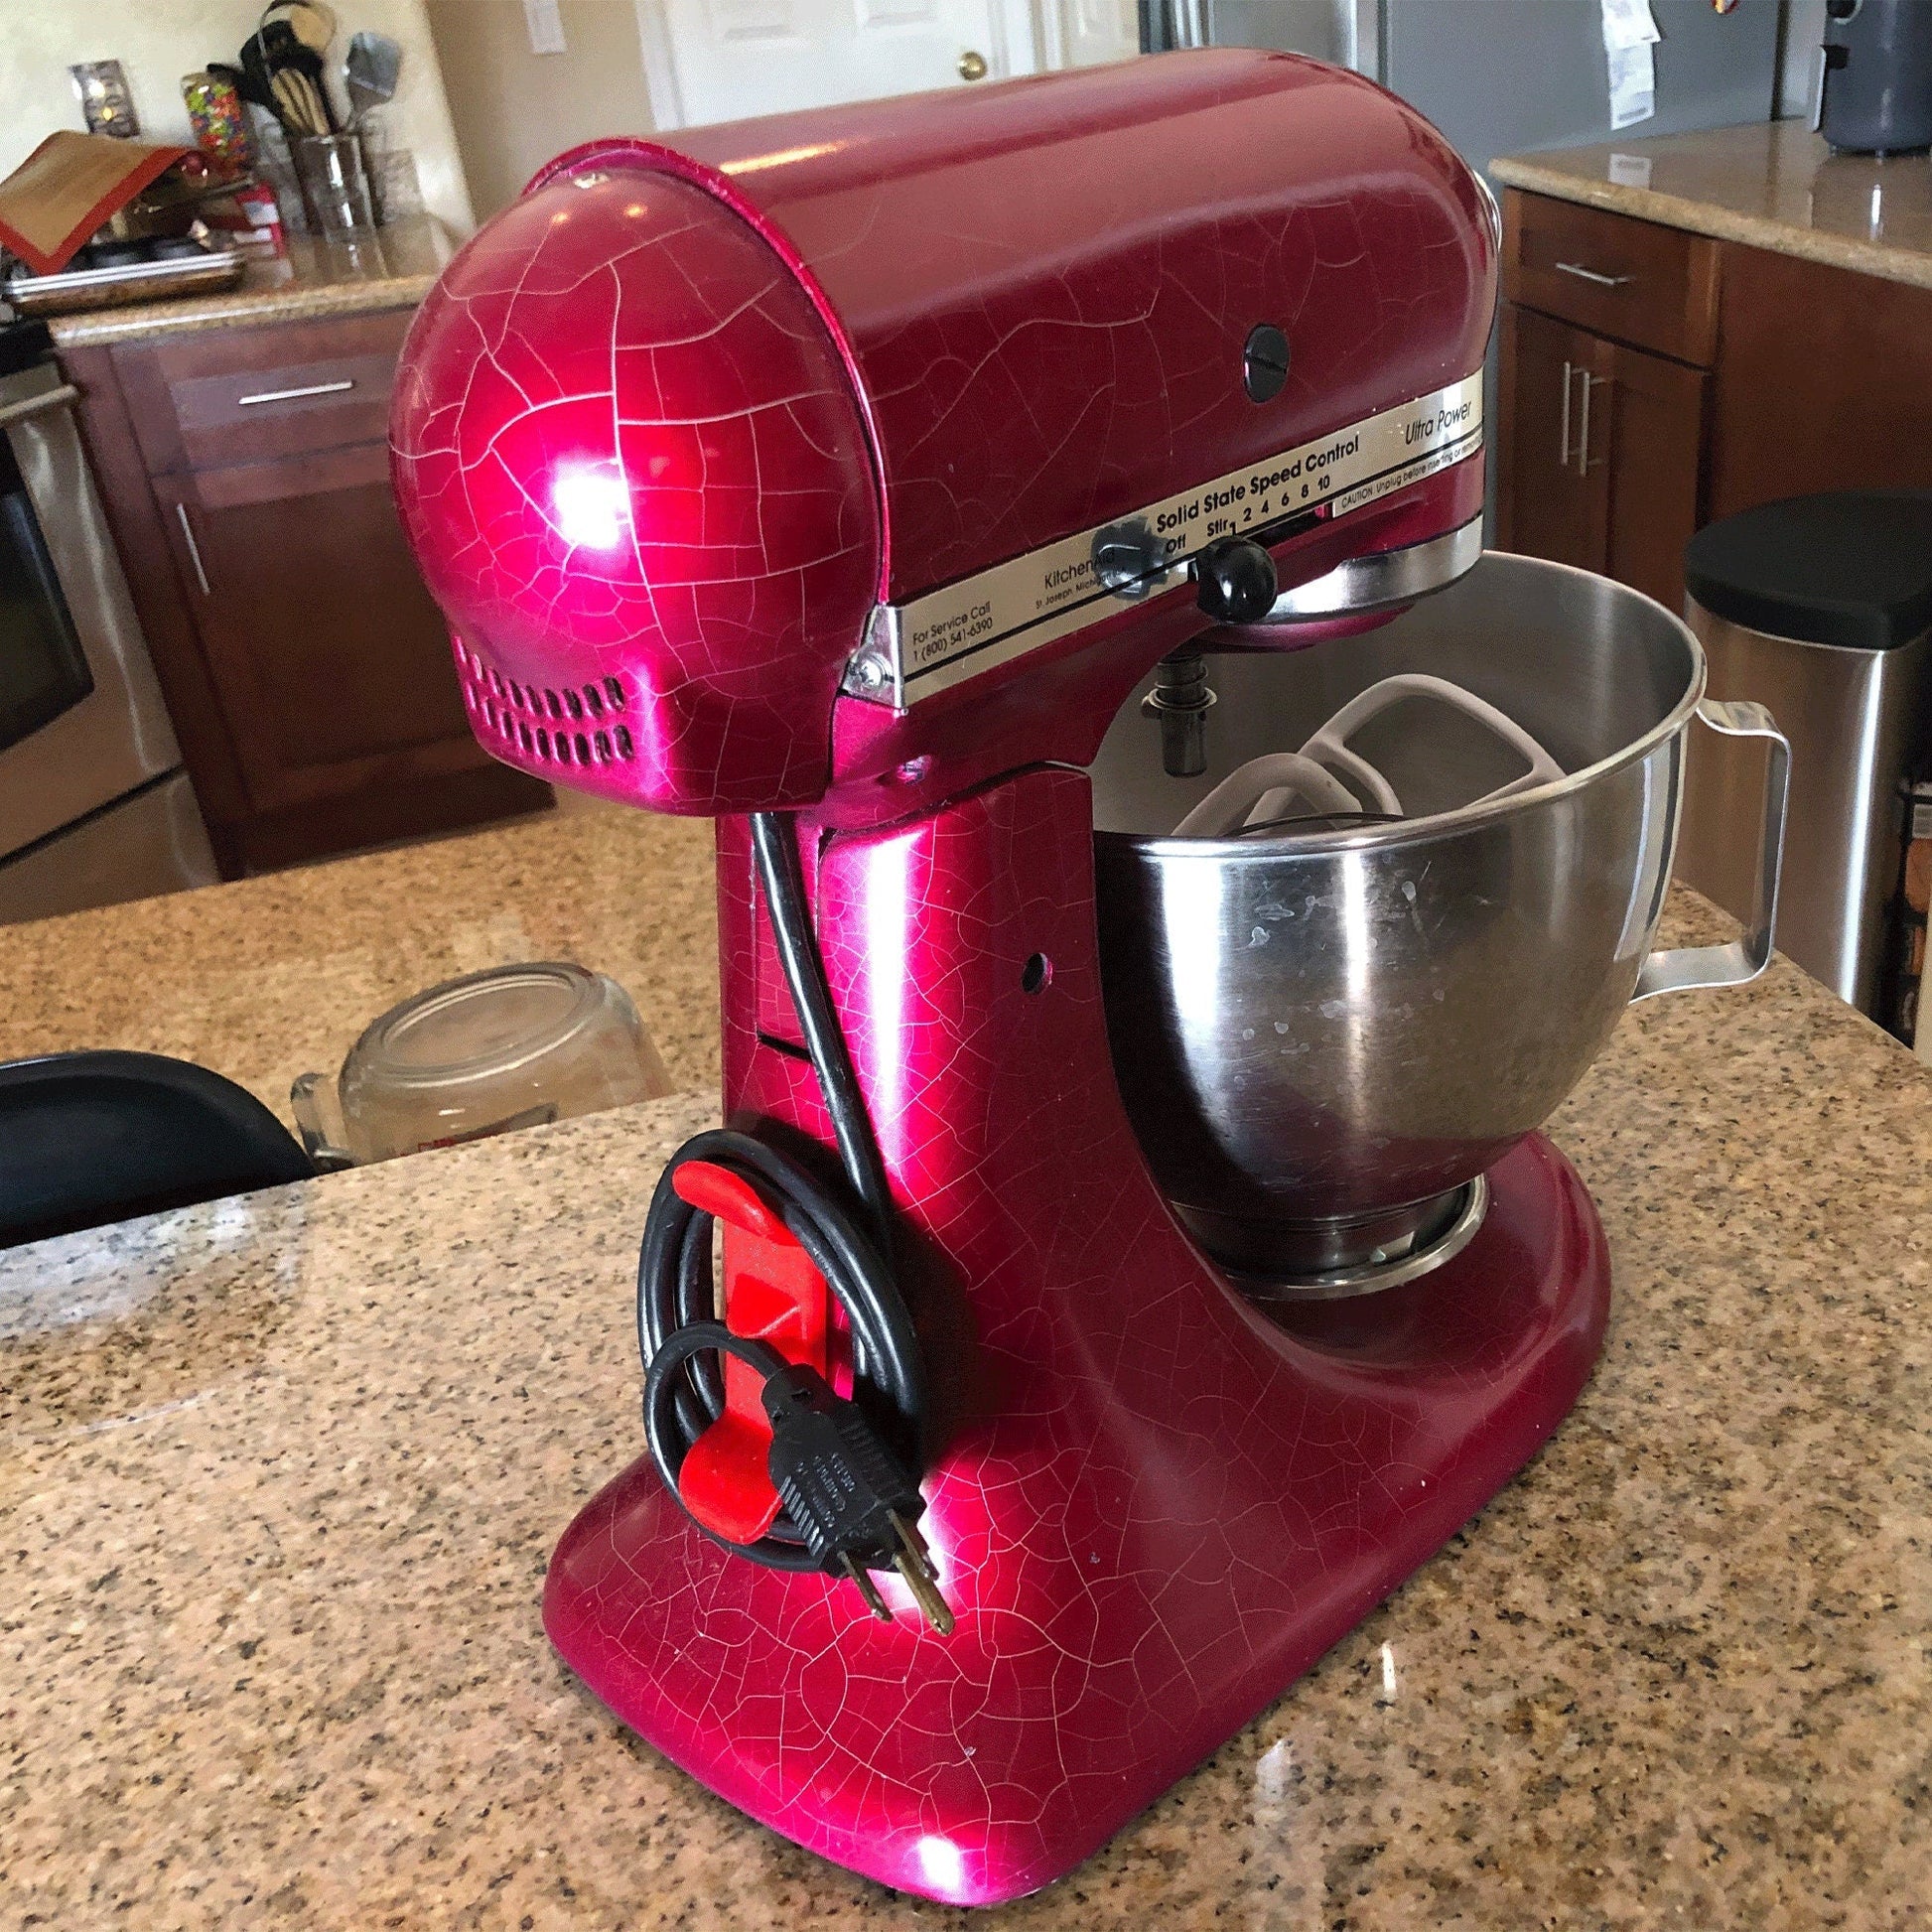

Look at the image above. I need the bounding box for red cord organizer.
[670,1161,831,1541]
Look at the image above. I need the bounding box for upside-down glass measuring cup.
[291,962,671,1167]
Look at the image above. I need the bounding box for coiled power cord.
[635,812,945,1622]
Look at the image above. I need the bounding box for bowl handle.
[290,1070,356,1171]
[1631,698,1789,1003]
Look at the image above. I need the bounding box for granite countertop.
[0,803,721,1133]
[1491,118,1932,291]
[7,888,1932,1927]
[44,213,456,348]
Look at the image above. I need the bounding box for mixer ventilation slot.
[451,638,634,768]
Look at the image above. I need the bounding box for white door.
[636,0,1031,128]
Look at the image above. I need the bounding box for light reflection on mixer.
[915,1834,968,1896]
[1337,846,1374,1137]
[859,836,913,1130]
[549,466,630,552]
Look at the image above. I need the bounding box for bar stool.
[0,1050,314,1248]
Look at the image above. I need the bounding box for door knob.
[958,50,988,79]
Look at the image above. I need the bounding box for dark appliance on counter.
[0,319,216,921]
[1816,0,1932,154]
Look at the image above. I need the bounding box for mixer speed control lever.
[1194,535,1280,624]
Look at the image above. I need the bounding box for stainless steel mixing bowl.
[1089,551,1789,1286]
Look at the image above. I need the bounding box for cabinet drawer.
[111,308,411,475]
[1502,190,1719,366]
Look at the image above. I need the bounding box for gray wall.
[1779,0,1828,115]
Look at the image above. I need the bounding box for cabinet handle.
[176,502,211,597]
[1577,372,1608,477]
[0,381,79,430]
[235,377,354,407]
[1559,357,1574,468]
[1554,260,1633,289]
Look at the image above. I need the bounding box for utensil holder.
[294,133,374,232]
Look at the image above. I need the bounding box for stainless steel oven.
[0,354,217,923]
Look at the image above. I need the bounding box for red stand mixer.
[392,52,1618,1906]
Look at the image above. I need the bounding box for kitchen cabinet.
[1496,194,1712,615]
[1498,304,1705,611]
[1496,307,1609,576]
[1497,187,1932,619]
[64,308,548,876]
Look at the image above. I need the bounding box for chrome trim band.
[1240,1173,1491,1304]
[1251,514,1485,624]
[844,371,1484,709]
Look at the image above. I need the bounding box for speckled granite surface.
[45,215,455,347]
[1492,119,1932,290]
[6,892,1932,1927]
[0,803,720,1134]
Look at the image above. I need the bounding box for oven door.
[0,361,182,862]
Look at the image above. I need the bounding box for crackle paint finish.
[389,50,1608,1907]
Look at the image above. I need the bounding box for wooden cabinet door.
[1602,339,1707,616]
[152,443,496,817]
[1709,240,1932,519]
[1497,304,1612,576]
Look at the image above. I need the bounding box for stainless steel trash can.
[1678,491,1932,1014]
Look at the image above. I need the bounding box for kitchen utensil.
[345,31,403,126]
[272,69,327,137]
[289,961,671,1168]
[265,0,338,54]
[293,133,372,231]
[1172,670,1565,834]
[245,15,340,137]
[391,53,1781,1909]
[1090,550,1790,1282]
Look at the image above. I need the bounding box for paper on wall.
[1601,0,1658,128]
[1607,41,1656,128]
[1599,0,1661,50]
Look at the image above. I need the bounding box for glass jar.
[291,962,672,1167]
[294,132,374,232]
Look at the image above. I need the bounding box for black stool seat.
[0,1050,314,1248]
[1685,490,1932,651]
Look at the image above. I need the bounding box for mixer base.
[545,1134,1606,1905]
[547,772,1610,1907]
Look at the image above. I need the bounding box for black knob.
[1243,324,1290,403]
[1194,537,1279,624]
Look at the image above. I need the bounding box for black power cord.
[635,812,949,1629]
[746,811,897,1252]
